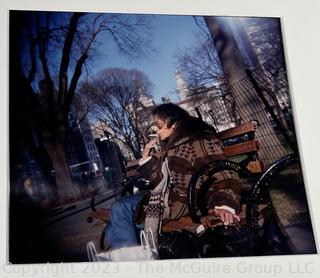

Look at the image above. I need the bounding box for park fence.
[196,66,297,167]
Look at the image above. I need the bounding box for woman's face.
[152,116,175,141]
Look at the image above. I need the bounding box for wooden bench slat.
[218,121,257,140]
[223,139,260,157]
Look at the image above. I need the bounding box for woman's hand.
[142,138,158,159]
[208,208,240,225]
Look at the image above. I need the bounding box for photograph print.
[9,10,317,263]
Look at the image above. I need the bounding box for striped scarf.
[144,158,172,246]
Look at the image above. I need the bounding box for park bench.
[217,120,264,173]
[119,121,269,257]
[123,120,264,212]
[124,121,265,230]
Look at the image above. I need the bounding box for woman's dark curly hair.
[151,103,190,128]
[152,103,217,135]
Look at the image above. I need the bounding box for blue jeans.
[103,192,144,249]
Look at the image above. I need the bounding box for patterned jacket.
[136,118,242,227]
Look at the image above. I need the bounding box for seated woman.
[103,103,241,250]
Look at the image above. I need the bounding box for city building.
[175,69,189,101]
[175,69,235,132]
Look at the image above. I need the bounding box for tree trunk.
[42,135,75,205]
[204,17,247,85]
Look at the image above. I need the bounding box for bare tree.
[80,68,155,159]
[10,11,154,204]
[175,19,223,90]
[175,17,238,127]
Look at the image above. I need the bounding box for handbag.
[86,228,158,262]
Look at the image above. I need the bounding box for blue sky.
[91,14,201,104]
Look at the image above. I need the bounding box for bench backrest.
[218,121,264,173]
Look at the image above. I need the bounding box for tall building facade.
[239,17,285,69]
[175,70,235,132]
[175,69,189,101]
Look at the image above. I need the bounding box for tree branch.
[58,12,85,106]
[36,14,55,118]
